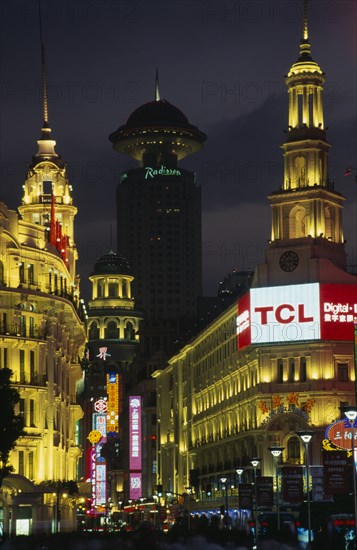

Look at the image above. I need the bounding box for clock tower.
[254,1,356,287]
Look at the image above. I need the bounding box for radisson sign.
[144,165,181,179]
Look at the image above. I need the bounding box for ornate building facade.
[0,112,86,534]
[154,7,357,507]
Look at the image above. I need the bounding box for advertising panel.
[323,450,350,495]
[237,283,357,350]
[106,372,120,434]
[129,472,142,500]
[256,476,274,507]
[238,483,253,510]
[282,466,303,503]
[129,396,142,471]
[93,413,107,443]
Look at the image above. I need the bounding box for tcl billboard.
[237,283,357,350]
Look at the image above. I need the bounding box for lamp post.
[297,431,314,547]
[236,468,244,484]
[220,477,229,527]
[251,458,261,548]
[186,487,191,532]
[268,446,284,531]
[344,407,357,542]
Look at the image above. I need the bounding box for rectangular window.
[28,451,34,479]
[18,451,24,476]
[20,316,26,337]
[300,358,307,382]
[19,264,25,283]
[338,363,349,382]
[29,400,35,426]
[19,398,25,418]
[28,264,34,284]
[29,317,35,338]
[289,359,295,382]
[20,350,25,382]
[277,359,284,383]
[30,351,35,382]
[2,312,7,333]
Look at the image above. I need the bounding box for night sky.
[1,0,356,299]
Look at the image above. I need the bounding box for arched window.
[105,320,119,339]
[289,205,308,238]
[89,322,99,340]
[294,155,306,187]
[125,321,135,340]
[287,436,301,463]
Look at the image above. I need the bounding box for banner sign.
[106,372,120,434]
[129,396,142,471]
[256,476,274,507]
[282,466,303,503]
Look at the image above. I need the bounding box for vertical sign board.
[129,472,142,501]
[282,466,303,503]
[238,483,253,510]
[256,476,274,508]
[323,451,350,495]
[129,396,142,499]
[106,372,120,434]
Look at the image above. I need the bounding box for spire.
[155,68,160,102]
[299,0,311,57]
[39,0,49,127]
[33,0,59,164]
[303,0,308,41]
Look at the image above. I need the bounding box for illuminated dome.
[92,250,131,276]
[109,98,206,163]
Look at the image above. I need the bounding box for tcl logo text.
[254,304,314,324]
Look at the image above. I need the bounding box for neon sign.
[106,372,120,434]
[144,165,181,180]
[129,396,142,471]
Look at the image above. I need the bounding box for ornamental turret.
[18,20,78,278]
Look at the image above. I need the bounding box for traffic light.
[157,484,163,497]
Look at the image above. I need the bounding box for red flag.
[344,167,352,176]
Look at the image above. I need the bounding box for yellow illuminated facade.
[154,6,357,502]
[0,121,86,534]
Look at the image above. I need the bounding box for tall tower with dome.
[109,77,206,360]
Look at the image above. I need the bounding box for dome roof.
[109,99,206,143]
[126,99,190,128]
[92,250,131,276]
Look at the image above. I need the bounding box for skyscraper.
[109,79,206,359]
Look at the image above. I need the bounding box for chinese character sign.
[129,396,142,471]
[106,372,120,434]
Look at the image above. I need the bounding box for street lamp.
[268,446,284,531]
[344,407,357,542]
[220,477,229,526]
[236,468,244,484]
[251,458,261,548]
[185,487,191,532]
[297,430,314,547]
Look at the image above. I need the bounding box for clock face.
[279,250,299,272]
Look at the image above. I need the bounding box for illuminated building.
[79,251,141,515]
[109,75,206,359]
[153,4,357,506]
[0,104,86,532]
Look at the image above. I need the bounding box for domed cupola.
[109,71,206,165]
